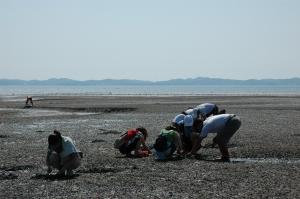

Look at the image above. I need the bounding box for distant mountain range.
[0,77,300,86]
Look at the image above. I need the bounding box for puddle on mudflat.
[0,108,97,117]
[231,158,300,164]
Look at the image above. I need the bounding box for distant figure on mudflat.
[114,127,151,158]
[25,96,34,107]
[190,114,241,162]
[46,130,82,176]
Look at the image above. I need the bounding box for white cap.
[184,115,193,127]
[185,108,198,119]
[172,114,185,124]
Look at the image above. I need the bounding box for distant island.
[0,77,300,86]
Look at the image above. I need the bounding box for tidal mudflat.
[0,95,299,198]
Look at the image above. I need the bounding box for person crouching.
[153,126,183,161]
[46,130,82,176]
[114,127,151,157]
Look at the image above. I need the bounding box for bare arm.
[174,132,183,154]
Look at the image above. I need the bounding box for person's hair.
[212,106,219,115]
[136,127,148,139]
[48,130,62,146]
[218,109,226,114]
[165,125,177,131]
[193,119,203,132]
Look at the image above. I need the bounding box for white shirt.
[200,114,235,138]
[196,103,216,117]
[59,136,80,158]
[183,115,193,127]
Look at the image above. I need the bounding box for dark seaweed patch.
[38,107,136,113]
[36,130,45,133]
[103,107,136,113]
[78,166,138,174]
[0,165,35,171]
[0,134,9,138]
[91,139,106,143]
[98,128,121,135]
[78,167,122,174]
[0,171,18,180]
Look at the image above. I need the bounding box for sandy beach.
[0,95,300,198]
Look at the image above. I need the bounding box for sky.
[0,0,299,81]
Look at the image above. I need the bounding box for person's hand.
[176,149,183,155]
[47,167,52,174]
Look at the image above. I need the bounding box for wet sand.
[0,95,300,198]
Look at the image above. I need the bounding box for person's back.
[116,127,151,157]
[196,103,217,118]
[201,114,235,138]
[191,114,241,161]
[154,128,183,160]
[59,136,80,159]
[184,108,198,120]
[160,129,177,145]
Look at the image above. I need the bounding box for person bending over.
[190,114,241,162]
[25,96,34,107]
[153,126,183,161]
[195,103,226,120]
[46,130,82,176]
[114,127,151,157]
[172,113,197,153]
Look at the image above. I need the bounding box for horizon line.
[1,76,300,82]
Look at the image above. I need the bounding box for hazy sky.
[1,0,299,81]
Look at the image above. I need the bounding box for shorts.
[213,116,241,146]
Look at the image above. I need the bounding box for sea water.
[0,85,300,97]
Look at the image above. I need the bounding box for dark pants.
[181,135,192,152]
[119,137,140,154]
[213,116,241,146]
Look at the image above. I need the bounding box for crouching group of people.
[45,102,241,176]
[115,103,241,162]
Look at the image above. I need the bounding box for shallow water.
[0,108,96,117]
[231,158,300,164]
[1,85,300,96]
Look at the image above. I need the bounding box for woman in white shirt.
[46,130,82,176]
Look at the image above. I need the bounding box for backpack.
[153,134,168,152]
[113,129,139,149]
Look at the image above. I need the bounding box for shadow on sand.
[31,173,80,181]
